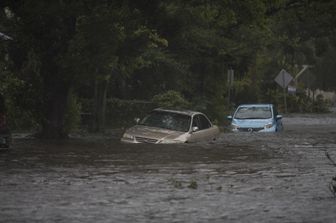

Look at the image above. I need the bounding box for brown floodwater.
[1,114,336,222]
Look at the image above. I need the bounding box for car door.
[188,114,216,142]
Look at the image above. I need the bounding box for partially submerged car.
[0,94,11,148]
[227,104,283,133]
[121,108,220,144]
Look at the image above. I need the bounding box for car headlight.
[264,123,274,129]
[231,123,239,130]
[122,133,134,140]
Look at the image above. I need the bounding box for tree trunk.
[91,79,109,132]
[39,84,70,139]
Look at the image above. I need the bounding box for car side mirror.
[227,115,233,120]
[276,115,282,120]
[134,118,140,124]
[192,126,199,132]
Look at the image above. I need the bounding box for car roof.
[238,104,273,108]
[153,108,203,116]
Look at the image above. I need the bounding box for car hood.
[125,125,186,141]
[232,118,273,128]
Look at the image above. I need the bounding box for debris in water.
[325,151,336,167]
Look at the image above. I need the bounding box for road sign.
[275,69,293,114]
[275,69,293,88]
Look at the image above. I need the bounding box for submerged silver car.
[121,108,220,144]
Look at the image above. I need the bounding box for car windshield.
[139,111,191,132]
[234,106,272,119]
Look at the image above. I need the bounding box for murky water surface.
[1,114,336,222]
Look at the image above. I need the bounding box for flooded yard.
[1,114,336,222]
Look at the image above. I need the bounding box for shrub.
[152,90,191,109]
[312,94,330,113]
[80,98,155,129]
[105,99,155,128]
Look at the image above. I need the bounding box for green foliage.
[106,99,155,128]
[263,90,331,114]
[0,62,39,131]
[312,94,330,113]
[233,77,259,105]
[1,0,336,136]
[81,98,155,128]
[152,90,191,109]
[4,97,39,131]
[313,46,336,91]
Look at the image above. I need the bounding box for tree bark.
[39,83,70,139]
[91,79,109,132]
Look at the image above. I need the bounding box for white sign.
[288,85,296,94]
[275,69,293,88]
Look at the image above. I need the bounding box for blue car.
[227,104,283,133]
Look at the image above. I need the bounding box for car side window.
[200,115,211,129]
[192,114,212,130]
[199,114,211,130]
[192,115,200,128]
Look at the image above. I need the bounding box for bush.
[233,78,259,105]
[6,102,39,131]
[106,99,155,128]
[80,98,155,128]
[267,90,330,113]
[2,94,39,131]
[152,90,191,109]
[312,94,330,113]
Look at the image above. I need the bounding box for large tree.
[1,1,84,138]
[1,0,168,136]
[2,0,336,136]
[68,1,168,132]
[258,0,336,93]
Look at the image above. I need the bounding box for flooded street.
[1,114,336,222]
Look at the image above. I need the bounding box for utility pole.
[275,69,293,113]
[282,71,287,113]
